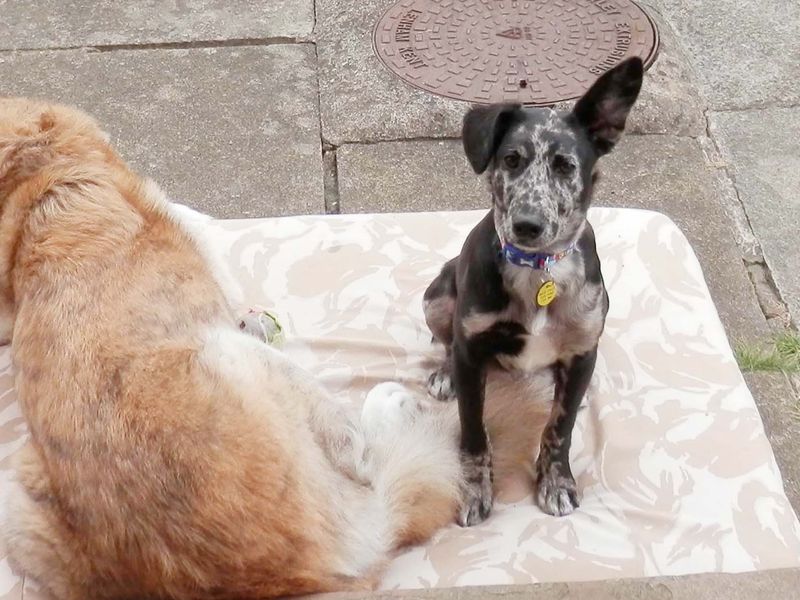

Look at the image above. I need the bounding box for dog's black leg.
[452,343,492,526]
[535,347,597,516]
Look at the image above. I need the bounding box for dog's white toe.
[427,368,456,402]
[458,451,493,526]
[536,471,579,517]
[361,382,424,436]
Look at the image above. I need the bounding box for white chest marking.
[498,308,559,372]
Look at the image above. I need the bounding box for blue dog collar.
[501,241,578,271]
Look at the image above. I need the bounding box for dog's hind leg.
[427,350,455,402]
[304,391,368,484]
[202,328,368,482]
[423,258,458,401]
[423,257,458,345]
[4,443,85,600]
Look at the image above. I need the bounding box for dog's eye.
[552,155,575,176]
[503,152,521,170]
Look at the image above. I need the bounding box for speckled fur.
[490,109,588,252]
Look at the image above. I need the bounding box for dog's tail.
[360,383,463,548]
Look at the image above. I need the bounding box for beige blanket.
[2,208,798,597]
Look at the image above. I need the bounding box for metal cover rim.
[373,0,660,106]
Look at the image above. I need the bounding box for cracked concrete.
[709,107,800,326]
[0,0,315,49]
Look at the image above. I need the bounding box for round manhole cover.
[373,0,659,105]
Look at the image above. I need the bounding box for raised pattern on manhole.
[373,0,659,106]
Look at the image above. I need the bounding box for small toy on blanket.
[238,308,285,346]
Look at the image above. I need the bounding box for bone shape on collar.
[501,241,578,270]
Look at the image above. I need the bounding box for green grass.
[735,332,800,373]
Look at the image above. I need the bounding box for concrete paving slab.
[709,107,800,325]
[319,568,800,600]
[623,5,706,136]
[595,135,769,343]
[0,46,323,218]
[654,0,800,110]
[336,140,485,213]
[0,0,314,49]
[744,372,800,513]
[698,135,764,264]
[316,0,464,145]
[554,7,706,137]
[317,0,705,145]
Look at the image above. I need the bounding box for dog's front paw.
[458,451,493,526]
[535,464,579,516]
[427,368,455,402]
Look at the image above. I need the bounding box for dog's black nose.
[512,218,544,241]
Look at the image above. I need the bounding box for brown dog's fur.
[0,98,466,599]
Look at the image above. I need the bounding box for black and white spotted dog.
[423,58,643,526]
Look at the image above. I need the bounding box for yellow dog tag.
[536,280,557,307]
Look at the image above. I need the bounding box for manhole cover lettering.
[373,0,659,105]
[497,27,532,41]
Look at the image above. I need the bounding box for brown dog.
[0,98,464,599]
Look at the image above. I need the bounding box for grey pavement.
[1,0,799,597]
[0,45,323,217]
[0,0,315,48]
[595,135,771,343]
[655,0,800,111]
[337,140,484,213]
[710,108,800,325]
[316,0,465,144]
[656,0,800,331]
[746,372,800,511]
[319,568,800,600]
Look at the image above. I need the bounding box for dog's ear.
[571,57,643,155]
[462,103,522,174]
